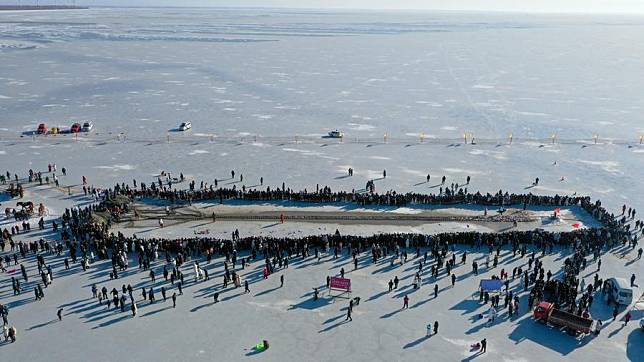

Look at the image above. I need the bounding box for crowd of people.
[106,174,609,210]
[0,166,642,349]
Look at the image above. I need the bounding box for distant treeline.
[0,5,88,11]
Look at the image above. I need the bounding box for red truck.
[533,301,594,335]
[37,123,48,134]
[70,123,82,133]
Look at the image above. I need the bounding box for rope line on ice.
[4,132,644,147]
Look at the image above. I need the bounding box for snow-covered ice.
[0,7,643,362]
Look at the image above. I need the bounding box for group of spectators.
[3,169,642,269]
[109,179,599,209]
[1,166,643,347]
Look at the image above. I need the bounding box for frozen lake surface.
[0,7,643,362]
[1,8,644,140]
[0,8,642,213]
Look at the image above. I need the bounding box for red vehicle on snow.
[37,123,48,134]
[70,123,82,133]
[533,301,594,335]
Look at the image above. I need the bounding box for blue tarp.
[479,279,503,292]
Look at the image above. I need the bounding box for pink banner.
[330,277,351,291]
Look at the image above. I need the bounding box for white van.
[179,122,191,131]
[605,278,633,306]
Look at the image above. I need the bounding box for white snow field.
[0,7,643,362]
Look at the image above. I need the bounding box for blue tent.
[479,279,503,292]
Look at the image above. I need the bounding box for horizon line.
[75,5,644,16]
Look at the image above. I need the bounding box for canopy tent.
[479,279,503,293]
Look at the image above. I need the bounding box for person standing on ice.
[21,264,28,282]
[8,325,16,343]
[57,308,63,321]
[159,218,164,228]
[383,170,386,178]
[193,262,200,282]
[82,176,87,185]
[594,320,603,335]
[487,307,496,323]
[403,295,409,309]
[426,174,430,183]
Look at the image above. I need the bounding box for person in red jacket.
[624,311,632,325]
